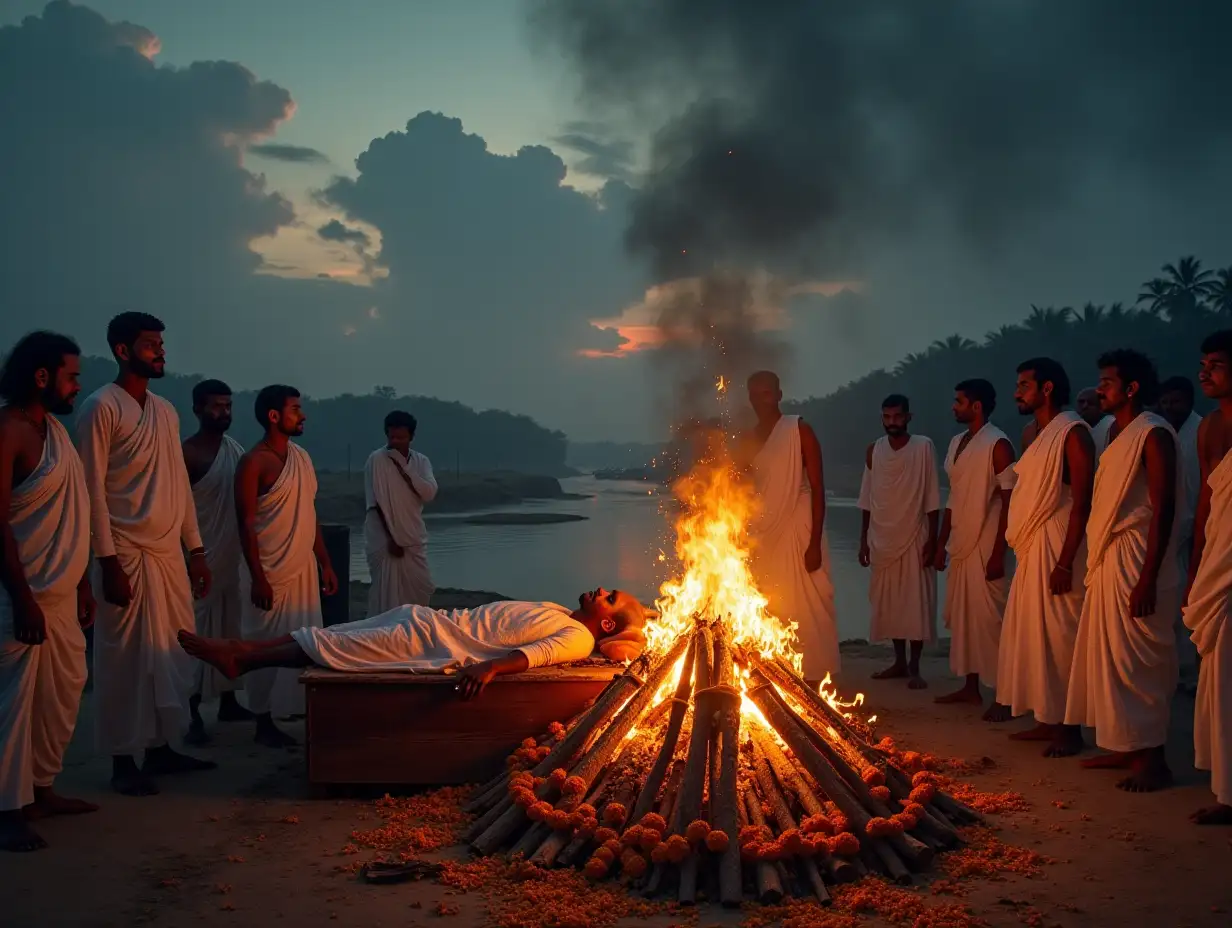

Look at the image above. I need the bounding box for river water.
[348,475,949,642]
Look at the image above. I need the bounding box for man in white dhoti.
[0,332,97,852]
[76,313,214,797]
[858,394,940,689]
[1065,349,1180,792]
[178,587,647,701]
[182,379,251,745]
[933,379,1017,720]
[998,358,1094,758]
[1158,375,1203,683]
[743,371,839,685]
[1182,329,1232,824]
[1077,387,1114,458]
[364,410,438,616]
[235,385,338,747]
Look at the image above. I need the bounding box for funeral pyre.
[461,422,982,907]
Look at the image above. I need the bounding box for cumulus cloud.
[250,143,330,164]
[317,219,371,246]
[553,121,634,183]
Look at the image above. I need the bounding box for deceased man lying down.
[178,587,647,699]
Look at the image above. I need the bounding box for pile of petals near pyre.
[462,618,984,907]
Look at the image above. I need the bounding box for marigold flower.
[592,846,615,865]
[869,785,892,803]
[574,803,597,820]
[865,816,905,838]
[638,830,663,853]
[547,721,566,738]
[829,832,861,856]
[522,738,538,750]
[891,811,917,830]
[739,824,772,845]
[602,839,623,857]
[911,771,938,788]
[547,810,573,831]
[592,827,618,846]
[620,851,648,878]
[527,801,552,822]
[639,812,666,833]
[650,844,670,864]
[665,834,690,864]
[583,856,609,880]
[620,826,644,847]
[740,841,764,862]
[705,830,730,853]
[902,802,927,821]
[511,787,535,808]
[830,814,850,834]
[548,768,569,787]
[862,766,886,787]
[909,784,937,806]
[561,776,587,798]
[685,819,711,845]
[602,803,627,826]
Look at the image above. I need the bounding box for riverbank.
[314,470,581,522]
[347,582,508,617]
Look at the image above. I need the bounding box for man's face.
[747,380,781,419]
[1198,351,1232,401]
[1157,389,1192,430]
[274,397,306,436]
[1096,366,1134,414]
[1014,371,1047,415]
[1075,389,1102,426]
[577,587,637,638]
[881,404,910,437]
[196,394,232,433]
[952,391,976,425]
[386,425,412,454]
[116,330,166,379]
[37,353,81,415]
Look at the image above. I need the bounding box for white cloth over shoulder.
[240,442,321,718]
[996,411,1089,724]
[76,385,202,756]
[191,435,244,700]
[942,424,1015,685]
[858,435,940,642]
[292,601,595,673]
[1174,411,1203,669]
[1091,416,1113,459]
[1065,412,1181,752]
[0,415,90,811]
[1182,449,1232,805]
[749,416,839,679]
[364,448,438,615]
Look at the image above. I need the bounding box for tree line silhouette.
[789,256,1232,494]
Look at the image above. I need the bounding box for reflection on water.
[348,475,948,642]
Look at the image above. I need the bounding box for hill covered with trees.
[789,256,1232,495]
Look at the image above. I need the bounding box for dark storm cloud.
[317,218,370,246]
[553,121,634,183]
[250,143,330,164]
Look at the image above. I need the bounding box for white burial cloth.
[364,448,438,615]
[240,442,322,718]
[996,411,1089,724]
[1065,412,1181,752]
[942,424,1016,685]
[77,385,202,756]
[858,435,940,642]
[191,435,244,700]
[0,415,90,810]
[749,415,839,679]
[1183,448,1232,805]
[292,601,594,672]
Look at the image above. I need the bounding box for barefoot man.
[933,379,1016,719]
[744,371,839,685]
[179,587,646,700]
[364,410,438,615]
[235,385,337,747]
[997,358,1093,757]
[182,379,251,745]
[1182,330,1232,824]
[0,332,97,851]
[76,313,214,796]
[1065,350,1181,792]
[858,394,940,689]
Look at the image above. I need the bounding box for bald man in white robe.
[858,396,940,689]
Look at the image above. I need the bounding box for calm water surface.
[348,475,949,642]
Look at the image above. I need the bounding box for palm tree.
[1207,267,1232,319]
[1136,278,1170,316]
[893,351,928,376]
[1158,255,1215,321]
[1023,305,1073,339]
[928,335,978,354]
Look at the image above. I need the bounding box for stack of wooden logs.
[462,619,983,907]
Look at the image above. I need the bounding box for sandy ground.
[3,647,1230,928]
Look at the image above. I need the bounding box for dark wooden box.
[302,666,620,792]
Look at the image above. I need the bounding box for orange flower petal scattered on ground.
[345,788,472,857]
[833,880,987,928]
[940,779,1031,815]
[705,830,730,853]
[941,828,1054,880]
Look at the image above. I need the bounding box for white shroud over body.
[76,385,203,756]
[942,424,1016,685]
[749,415,839,679]
[1182,448,1232,806]
[1065,411,1181,752]
[292,601,594,673]
[364,448,438,615]
[858,435,940,642]
[191,435,244,700]
[0,416,91,811]
[239,442,322,718]
[996,411,1089,724]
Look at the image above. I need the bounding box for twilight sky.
[1,1,1229,442]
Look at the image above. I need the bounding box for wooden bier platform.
[301,665,621,793]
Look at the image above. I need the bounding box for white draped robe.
[1182,448,1232,806]
[364,448,438,615]
[191,435,244,700]
[76,385,203,756]
[1092,416,1114,459]
[1065,412,1181,752]
[239,442,321,718]
[1175,411,1203,670]
[858,435,940,642]
[996,411,1089,724]
[749,415,839,679]
[0,416,90,811]
[942,424,1016,685]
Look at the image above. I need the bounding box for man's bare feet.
[982,702,1013,723]
[1043,726,1084,758]
[1190,803,1232,825]
[24,788,98,821]
[1009,722,1054,742]
[872,662,908,680]
[177,630,243,679]
[0,811,47,852]
[1115,749,1172,793]
[111,757,159,797]
[935,685,983,705]
[142,744,217,776]
[907,674,928,690]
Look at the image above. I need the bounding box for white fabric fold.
[748,415,839,679]
[364,448,437,614]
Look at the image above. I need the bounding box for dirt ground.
[3,647,1229,928]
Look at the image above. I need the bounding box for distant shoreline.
[315,470,576,522]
